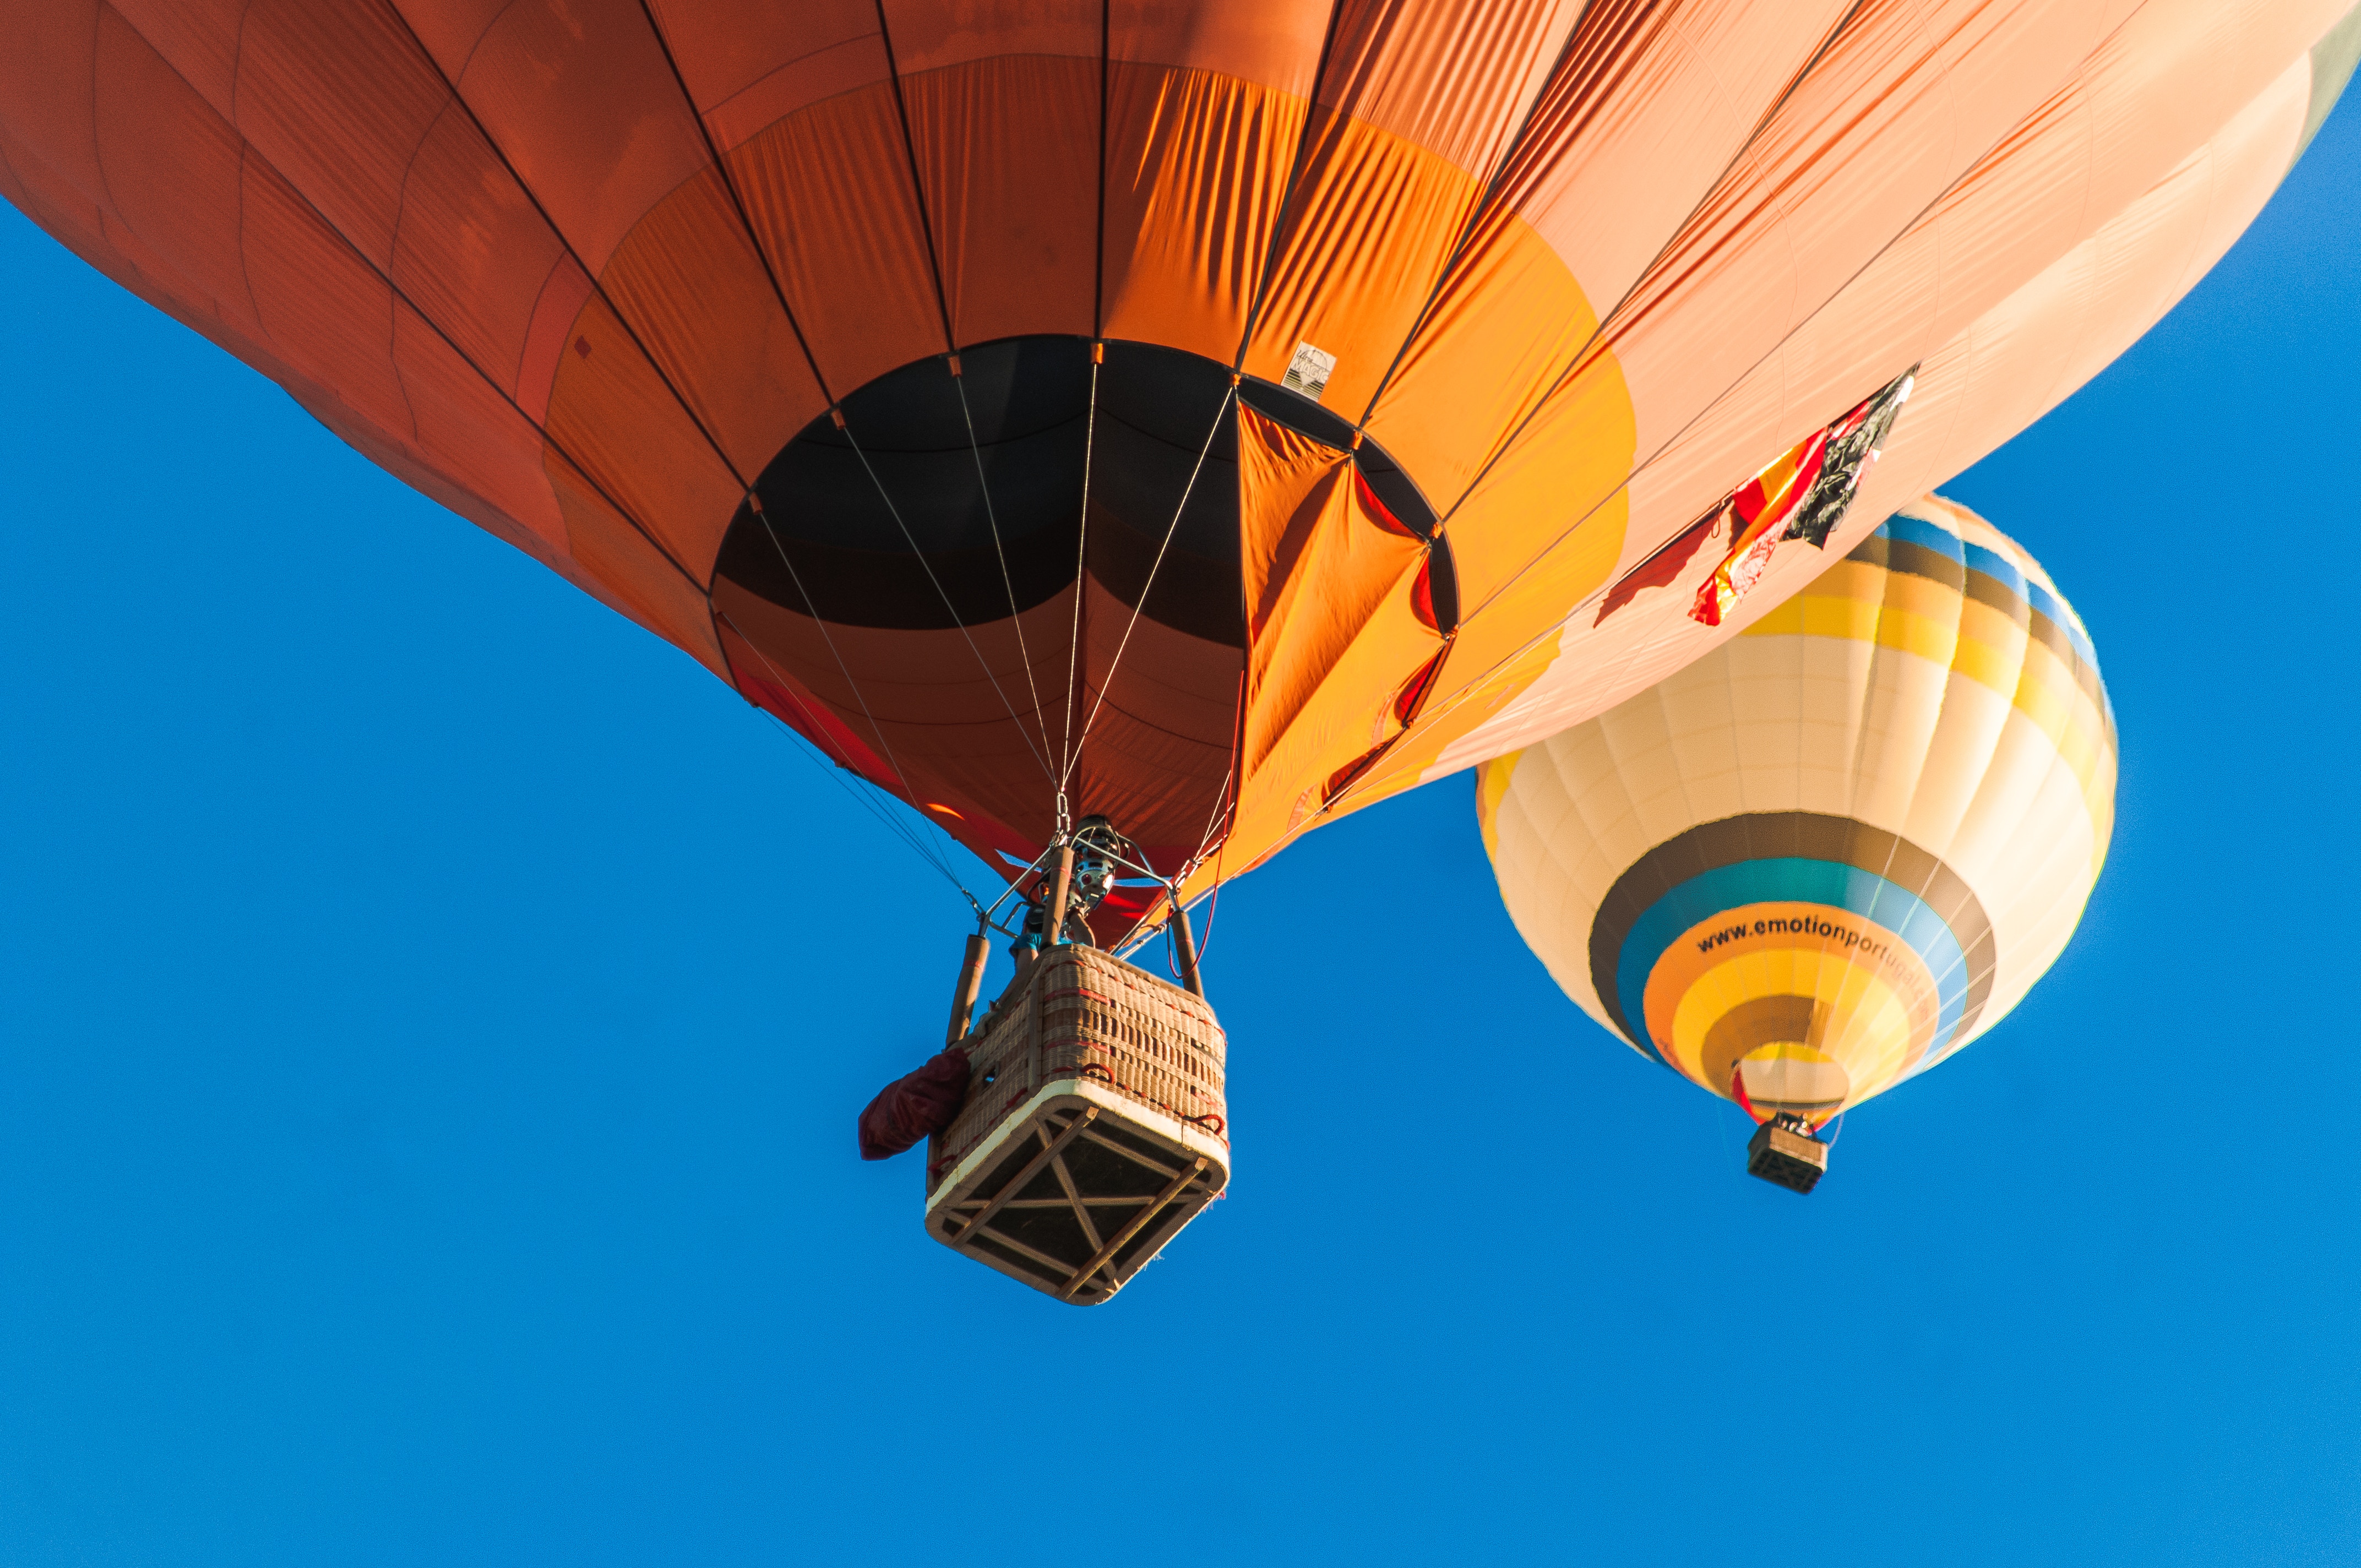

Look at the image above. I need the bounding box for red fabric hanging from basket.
[858,1047,972,1160]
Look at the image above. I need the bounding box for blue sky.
[1,92,2356,1568]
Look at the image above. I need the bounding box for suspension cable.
[1058,350,1102,794]
[715,603,978,906]
[837,416,1059,787]
[1062,383,1236,791]
[951,361,1056,771]
[732,511,971,880]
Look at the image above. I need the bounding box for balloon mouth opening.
[711,334,1445,636]
[1734,1044,1852,1118]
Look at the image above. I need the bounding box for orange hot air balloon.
[0,1,2351,933]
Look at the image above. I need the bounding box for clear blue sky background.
[1,93,2355,1568]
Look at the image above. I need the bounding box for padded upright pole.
[1041,846,1076,950]
[1168,898,1204,998]
[945,933,991,1046]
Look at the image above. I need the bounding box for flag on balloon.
[1689,369,1916,627]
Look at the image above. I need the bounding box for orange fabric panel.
[1598,0,2123,463]
[901,55,1097,345]
[1609,0,2344,587]
[1849,55,2315,542]
[541,294,745,579]
[1109,0,1329,88]
[1392,18,2331,790]
[881,0,1100,70]
[1356,2,1836,509]
[1318,0,1582,179]
[1100,64,1305,363]
[1239,0,1582,411]
[1238,119,1481,416]
[727,84,948,397]
[1384,0,2147,692]
[1495,0,1855,322]
[1236,406,1435,787]
[595,166,830,483]
[1352,0,1846,508]
[432,0,711,277]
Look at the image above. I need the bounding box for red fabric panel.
[436,0,711,277]
[644,0,889,152]
[92,8,262,331]
[883,0,1100,70]
[0,0,107,208]
[857,1046,971,1161]
[725,85,948,395]
[233,0,452,270]
[107,0,243,116]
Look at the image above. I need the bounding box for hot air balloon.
[0,0,2346,932]
[1478,496,2112,1191]
[0,2,2348,1281]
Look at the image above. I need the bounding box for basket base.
[1747,1118,1829,1194]
[925,1082,1228,1304]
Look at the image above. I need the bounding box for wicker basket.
[925,945,1230,1304]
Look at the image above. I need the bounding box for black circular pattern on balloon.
[711,335,1444,642]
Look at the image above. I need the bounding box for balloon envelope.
[1479,496,2113,1119]
[0,1,2343,922]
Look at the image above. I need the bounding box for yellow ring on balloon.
[1641,901,1943,1064]
[1645,908,1940,1110]
[1667,949,1923,1109]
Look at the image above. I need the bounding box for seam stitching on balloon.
[632,0,839,412]
[96,2,708,598]
[371,0,764,513]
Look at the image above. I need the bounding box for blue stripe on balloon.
[2023,576,2098,666]
[1874,512,1966,562]
[1962,541,2026,601]
[1613,859,1971,1065]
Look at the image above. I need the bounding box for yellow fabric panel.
[1221,406,1440,880]
[1662,944,1925,1113]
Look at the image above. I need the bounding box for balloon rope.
[739,509,949,847]
[1057,355,1101,793]
[837,420,1059,787]
[715,605,977,903]
[1061,384,1236,793]
[952,364,1057,773]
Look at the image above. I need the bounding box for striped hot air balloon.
[1478,496,2112,1183]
